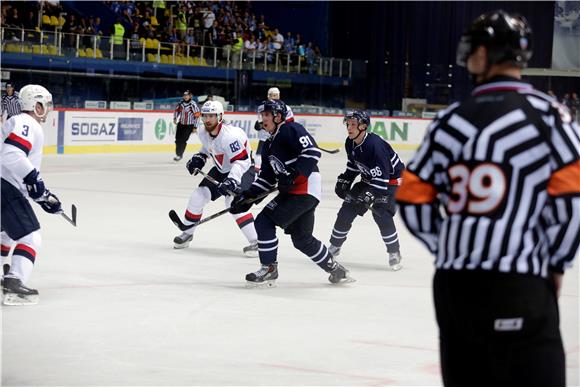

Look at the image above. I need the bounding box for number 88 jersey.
[395,78,580,277]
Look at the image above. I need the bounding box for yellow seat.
[85,47,94,57]
[201,58,208,66]
[59,16,65,27]
[150,16,159,26]
[48,45,57,55]
[151,39,160,49]
[32,45,42,54]
[96,49,103,58]
[160,54,169,63]
[42,14,51,26]
[192,57,200,65]
[78,48,86,57]
[23,45,32,53]
[50,16,59,26]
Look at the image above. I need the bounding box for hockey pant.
[330,182,399,253]
[254,194,334,272]
[182,167,257,243]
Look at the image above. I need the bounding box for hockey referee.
[396,10,580,387]
[172,90,201,162]
[1,83,21,121]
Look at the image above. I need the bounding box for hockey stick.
[168,189,277,231]
[59,204,77,227]
[345,194,382,216]
[193,168,237,196]
[318,147,340,154]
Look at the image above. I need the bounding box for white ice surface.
[2,151,578,387]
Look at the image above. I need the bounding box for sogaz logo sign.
[155,118,176,141]
[70,116,116,142]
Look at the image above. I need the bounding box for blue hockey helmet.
[343,110,371,128]
[258,99,288,122]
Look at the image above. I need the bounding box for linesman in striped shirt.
[1,83,21,122]
[172,90,200,162]
[396,11,580,387]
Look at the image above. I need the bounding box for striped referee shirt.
[2,92,21,118]
[173,99,200,126]
[396,76,580,278]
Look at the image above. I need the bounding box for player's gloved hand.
[354,190,375,215]
[277,168,298,193]
[186,153,207,175]
[229,194,254,214]
[217,177,241,196]
[23,169,46,200]
[254,120,263,131]
[37,192,62,214]
[335,173,353,200]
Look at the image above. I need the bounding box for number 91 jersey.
[1,113,45,196]
[197,121,252,184]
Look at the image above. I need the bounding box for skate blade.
[330,275,357,285]
[3,293,39,306]
[245,280,277,288]
[243,250,259,258]
[173,242,191,249]
[389,263,402,271]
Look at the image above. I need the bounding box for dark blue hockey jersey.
[343,132,404,193]
[250,121,322,199]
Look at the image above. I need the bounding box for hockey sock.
[225,196,258,243]
[7,231,41,284]
[254,213,278,264]
[183,187,212,233]
[329,203,358,247]
[373,212,400,253]
[292,234,334,272]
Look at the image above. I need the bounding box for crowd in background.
[1,0,323,72]
[548,90,580,121]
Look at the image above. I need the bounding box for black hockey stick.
[60,204,77,227]
[168,189,277,231]
[194,168,237,196]
[345,194,382,216]
[318,147,340,154]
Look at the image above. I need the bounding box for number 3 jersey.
[1,113,45,196]
[197,121,253,184]
[395,76,580,277]
[342,132,404,194]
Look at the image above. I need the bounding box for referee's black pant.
[175,123,195,157]
[433,269,565,387]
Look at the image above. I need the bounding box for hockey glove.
[186,153,208,175]
[217,177,241,196]
[277,168,298,194]
[254,120,264,131]
[355,190,376,215]
[23,169,46,200]
[37,192,62,214]
[229,194,254,214]
[335,173,354,200]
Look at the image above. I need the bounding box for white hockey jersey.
[1,113,45,195]
[198,121,252,183]
[257,105,295,141]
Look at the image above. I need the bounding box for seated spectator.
[284,31,295,54]
[184,28,196,46]
[271,28,283,50]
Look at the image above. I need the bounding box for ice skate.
[328,244,341,258]
[2,277,39,305]
[388,251,402,271]
[1,264,9,287]
[242,241,258,258]
[173,155,183,162]
[245,263,278,288]
[173,232,193,249]
[328,262,356,284]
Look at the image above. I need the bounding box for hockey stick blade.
[60,204,77,227]
[318,147,340,154]
[168,210,194,231]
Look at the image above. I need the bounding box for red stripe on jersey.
[548,160,580,196]
[235,213,254,225]
[7,133,32,152]
[285,117,294,123]
[14,244,36,257]
[214,154,224,166]
[395,170,438,204]
[289,175,308,195]
[230,149,248,163]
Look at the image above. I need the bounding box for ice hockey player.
[230,99,353,287]
[173,100,258,257]
[1,84,61,305]
[328,110,404,270]
[253,87,294,170]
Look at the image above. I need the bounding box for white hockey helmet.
[201,100,224,123]
[19,84,53,121]
[267,87,280,99]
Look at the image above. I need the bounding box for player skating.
[230,99,353,287]
[328,110,404,270]
[173,101,259,257]
[1,84,61,305]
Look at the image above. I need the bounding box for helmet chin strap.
[351,124,366,142]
